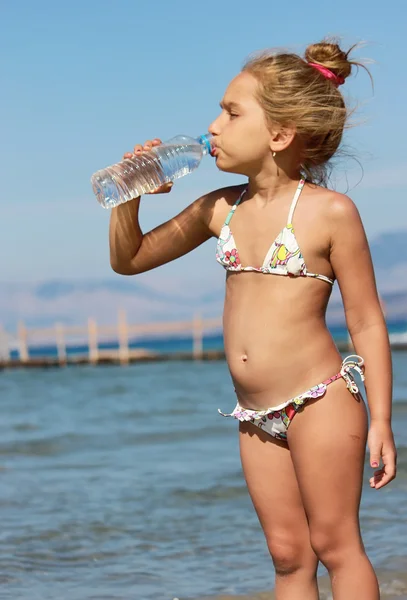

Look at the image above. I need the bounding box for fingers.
[123,138,162,160]
[142,139,153,151]
[121,138,172,194]
[369,454,397,490]
[369,442,382,470]
[150,182,173,194]
[136,138,162,152]
[369,468,384,489]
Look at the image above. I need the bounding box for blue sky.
[1,0,406,288]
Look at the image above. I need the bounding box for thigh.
[239,421,315,560]
[287,380,368,540]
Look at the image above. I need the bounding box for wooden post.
[193,313,203,360]
[88,318,99,364]
[118,309,129,365]
[55,323,67,366]
[0,326,10,363]
[17,320,29,362]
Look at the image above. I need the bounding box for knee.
[266,533,316,577]
[310,523,362,570]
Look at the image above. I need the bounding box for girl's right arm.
[109,138,217,275]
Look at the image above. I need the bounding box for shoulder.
[306,185,363,230]
[312,189,368,255]
[201,183,247,208]
[325,192,366,247]
[325,191,361,223]
[199,184,247,233]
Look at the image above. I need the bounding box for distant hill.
[1,230,406,332]
[0,277,222,330]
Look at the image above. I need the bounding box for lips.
[210,139,220,157]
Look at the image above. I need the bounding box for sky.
[1,0,407,290]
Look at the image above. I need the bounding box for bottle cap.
[197,133,213,155]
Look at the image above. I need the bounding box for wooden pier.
[0,309,406,370]
[0,310,225,369]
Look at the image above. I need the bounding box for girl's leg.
[287,382,379,600]
[239,422,319,600]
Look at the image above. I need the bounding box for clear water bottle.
[91,133,213,209]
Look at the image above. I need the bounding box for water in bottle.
[91,133,213,209]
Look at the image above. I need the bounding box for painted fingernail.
[372,462,378,467]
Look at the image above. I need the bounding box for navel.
[241,354,248,363]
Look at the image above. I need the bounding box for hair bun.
[305,39,352,82]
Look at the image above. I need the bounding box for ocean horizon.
[8,318,407,361]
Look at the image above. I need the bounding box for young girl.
[109,39,397,600]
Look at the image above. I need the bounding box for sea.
[1,323,407,600]
[7,320,407,361]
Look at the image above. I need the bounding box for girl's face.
[208,71,273,176]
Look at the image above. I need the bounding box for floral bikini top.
[215,178,335,286]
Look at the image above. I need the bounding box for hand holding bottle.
[122,138,173,195]
[92,132,213,209]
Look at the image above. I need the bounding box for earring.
[272,151,276,158]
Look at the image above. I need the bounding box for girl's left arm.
[329,194,397,490]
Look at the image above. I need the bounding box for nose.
[208,114,221,136]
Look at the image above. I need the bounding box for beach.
[1,353,406,599]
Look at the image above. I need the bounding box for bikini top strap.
[287,178,306,225]
[224,187,247,226]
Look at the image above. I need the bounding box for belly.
[222,274,341,409]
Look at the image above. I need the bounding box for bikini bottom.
[218,355,365,441]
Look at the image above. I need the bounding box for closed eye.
[219,102,239,119]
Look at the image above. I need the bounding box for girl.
[109,39,397,600]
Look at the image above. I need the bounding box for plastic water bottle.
[91,133,213,209]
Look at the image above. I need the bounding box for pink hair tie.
[308,63,345,87]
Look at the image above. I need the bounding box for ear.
[269,124,296,153]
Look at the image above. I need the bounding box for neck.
[246,169,303,204]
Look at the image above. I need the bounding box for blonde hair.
[242,38,370,185]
